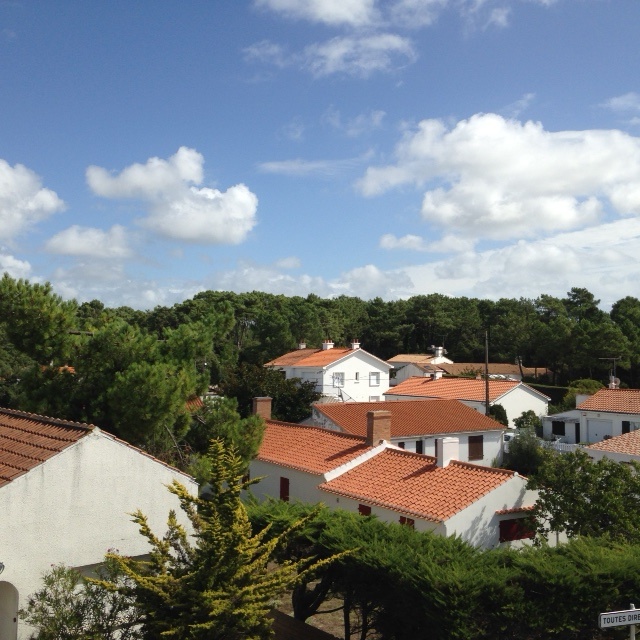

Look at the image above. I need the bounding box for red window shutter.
[399,516,415,528]
[358,504,372,516]
[499,518,534,543]
[279,477,290,502]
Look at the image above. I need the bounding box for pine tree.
[97,439,325,639]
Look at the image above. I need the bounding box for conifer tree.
[97,439,326,639]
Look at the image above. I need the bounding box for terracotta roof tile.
[496,505,535,515]
[319,448,515,522]
[386,376,549,402]
[314,399,505,437]
[587,430,640,456]
[257,420,371,475]
[387,354,435,364]
[0,408,94,488]
[577,388,640,414]
[265,347,355,368]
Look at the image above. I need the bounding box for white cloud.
[275,256,301,269]
[501,92,535,118]
[358,113,640,239]
[258,153,368,177]
[398,218,640,309]
[45,225,132,258]
[324,106,386,136]
[254,0,379,27]
[602,92,640,113]
[243,40,290,68]
[0,251,31,279]
[87,148,258,245]
[0,159,65,241]
[328,263,413,299]
[380,232,475,252]
[303,34,416,77]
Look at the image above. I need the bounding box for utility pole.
[485,329,490,416]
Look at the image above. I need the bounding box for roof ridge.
[0,407,95,432]
[450,459,516,476]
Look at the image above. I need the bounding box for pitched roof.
[257,420,372,475]
[577,388,640,414]
[436,363,540,377]
[319,448,516,522]
[265,345,391,369]
[386,377,549,402]
[314,399,505,437]
[587,430,640,456]
[0,408,94,488]
[387,353,435,365]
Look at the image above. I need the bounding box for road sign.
[600,609,640,629]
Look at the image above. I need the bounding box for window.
[398,441,405,449]
[355,372,360,382]
[415,440,423,455]
[552,421,565,436]
[468,435,484,461]
[333,372,345,388]
[279,477,290,502]
[499,518,534,543]
[369,396,380,402]
[623,420,631,434]
[369,372,380,386]
[358,504,372,516]
[399,516,415,528]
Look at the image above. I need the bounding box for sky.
[1,0,640,310]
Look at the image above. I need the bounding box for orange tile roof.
[577,388,640,414]
[386,376,549,402]
[314,399,505,437]
[587,430,640,456]
[0,408,94,488]
[266,346,390,369]
[437,363,535,377]
[257,420,371,475]
[319,448,516,522]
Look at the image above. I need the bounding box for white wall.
[444,476,537,548]
[396,431,503,466]
[249,460,325,505]
[544,410,640,444]
[0,430,197,640]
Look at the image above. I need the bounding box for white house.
[250,408,537,549]
[385,377,549,428]
[586,429,640,464]
[265,340,392,402]
[0,408,197,640]
[542,388,640,444]
[311,398,505,466]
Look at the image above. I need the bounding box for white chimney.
[298,340,306,350]
[434,346,444,358]
[432,370,443,380]
[435,437,459,468]
[350,338,360,350]
[322,339,334,350]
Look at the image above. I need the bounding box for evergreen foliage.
[96,440,329,639]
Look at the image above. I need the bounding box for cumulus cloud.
[0,251,31,279]
[328,263,413,299]
[258,153,369,177]
[358,113,640,239]
[254,0,379,27]
[45,225,132,259]
[380,233,475,253]
[86,147,258,245]
[399,217,640,308]
[0,159,65,241]
[602,92,640,113]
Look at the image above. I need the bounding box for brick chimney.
[322,339,334,350]
[435,437,459,468]
[252,397,272,420]
[366,410,391,447]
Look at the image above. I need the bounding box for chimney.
[322,339,334,350]
[252,397,272,420]
[435,437,459,468]
[350,338,360,350]
[366,410,391,447]
[298,339,306,350]
[434,346,444,358]
[432,370,443,380]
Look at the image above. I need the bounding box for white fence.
[542,440,585,454]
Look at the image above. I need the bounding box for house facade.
[311,398,505,466]
[265,340,392,402]
[542,388,640,444]
[250,408,537,549]
[385,377,549,428]
[0,408,197,640]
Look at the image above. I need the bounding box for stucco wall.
[0,430,197,640]
[249,460,325,505]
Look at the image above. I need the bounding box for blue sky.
[1,0,640,310]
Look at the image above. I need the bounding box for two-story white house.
[310,398,506,466]
[542,388,640,444]
[385,377,550,428]
[265,340,392,402]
